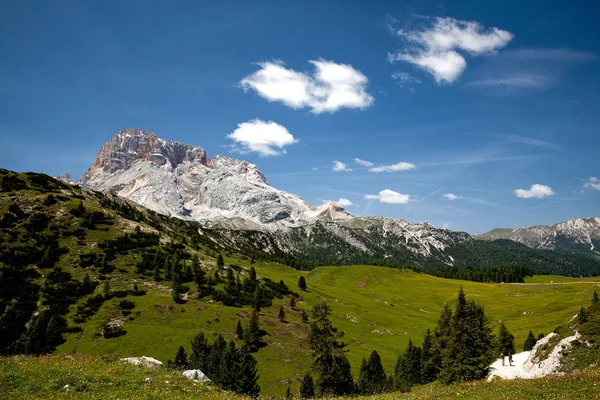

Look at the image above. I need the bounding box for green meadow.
[56,260,600,397]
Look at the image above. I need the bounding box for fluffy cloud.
[337,198,353,207]
[584,177,600,190]
[514,184,555,199]
[369,162,416,173]
[227,119,298,156]
[388,17,514,84]
[333,161,352,172]
[443,193,461,200]
[354,157,374,167]
[239,59,374,113]
[364,189,411,204]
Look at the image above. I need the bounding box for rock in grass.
[120,356,163,368]
[183,369,210,382]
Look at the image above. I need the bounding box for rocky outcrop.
[120,356,163,368]
[183,369,210,381]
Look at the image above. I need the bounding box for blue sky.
[1,0,599,234]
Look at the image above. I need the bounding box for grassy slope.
[57,260,600,397]
[2,354,599,400]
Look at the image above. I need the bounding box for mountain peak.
[80,129,210,181]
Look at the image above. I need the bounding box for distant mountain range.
[72,128,599,275]
[477,218,600,259]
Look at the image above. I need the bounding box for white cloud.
[489,134,562,151]
[312,167,319,171]
[226,119,298,156]
[391,71,421,87]
[337,198,353,207]
[388,17,514,84]
[364,189,411,204]
[333,161,352,172]
[354,157,374,167]
[369,161,416,173]
[443,193,461,200]
[584,177,600,190]
[514,184,555,199]
[239,59,374,113]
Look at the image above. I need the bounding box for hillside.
[2,168,600,396]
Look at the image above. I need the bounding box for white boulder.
[183,369,210,382]
[120,356,163,368]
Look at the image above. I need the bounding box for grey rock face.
[79,129,471,259]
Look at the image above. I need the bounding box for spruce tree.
[220,341,238,390]
[523,330,537,351]
[253,286,262,313]
[498,322,515,355]
[172,279,182,303]
[298,276,307,291]
[208,334,226,384]
[578,306,588,324]
[278,306,286,322]
[538,333,545,340]
[234,344,260,397]
[244,312,261,352]
[189,331,210,372]
[438,288,495,384]
[173,345,189,370]
[593,290,598,304]
[420,328,438,383]
[45,314,67,346]
[359,350,386,394]
[308,302,355,395]
[236,320,244,339]
[217,254,224,271]
[395,339,421,388]
[249,266,257,281]
[299,374,315,398]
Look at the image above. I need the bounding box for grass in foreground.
[1,354,599,400]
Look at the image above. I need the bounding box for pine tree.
[299,374,315,398]
[593,290,598,304]
[172,279,183,303]
[189,331,210,372]
[173,345,189,370]
[208,334,226,384]
[278,306,286,322]
[498,322,515,355]
[301,309,309,323]
[234,344,260,397]
[253,286,262,313]
[298,276,307,291]
[358,350,386,394]
[538,333,545,340]
[395,339,421,388]
[420,328,438,383]
[308,302,355,395]
[244,312,261,352]
[217,254,224,271]
[236,320,244,339]
[220,341,239,390]
[438,288,495,384]
[249,266,257,281]
[523,330,537,351]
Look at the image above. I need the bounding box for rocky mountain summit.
[78,129,470,262]
[477,217,600,257]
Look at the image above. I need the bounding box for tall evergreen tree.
[189,331,210,372]
[358,350,386,394]
[299,374,315,398]
[498,322,515,355]
[217,254,224,271]
[308,302,355,395]
[102,280,111,299]
[395,339,422,389]
[523,330,537,351]
[420,328,438,383]
[244,312,261,352]
[219,341,239,390]
[173,345,189,370]
[208,334,226,384]
[438,288,495,384]
[298,276,307,291]
[593,290,598,304]
[234,344,260,397]
[249,266,257,281]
